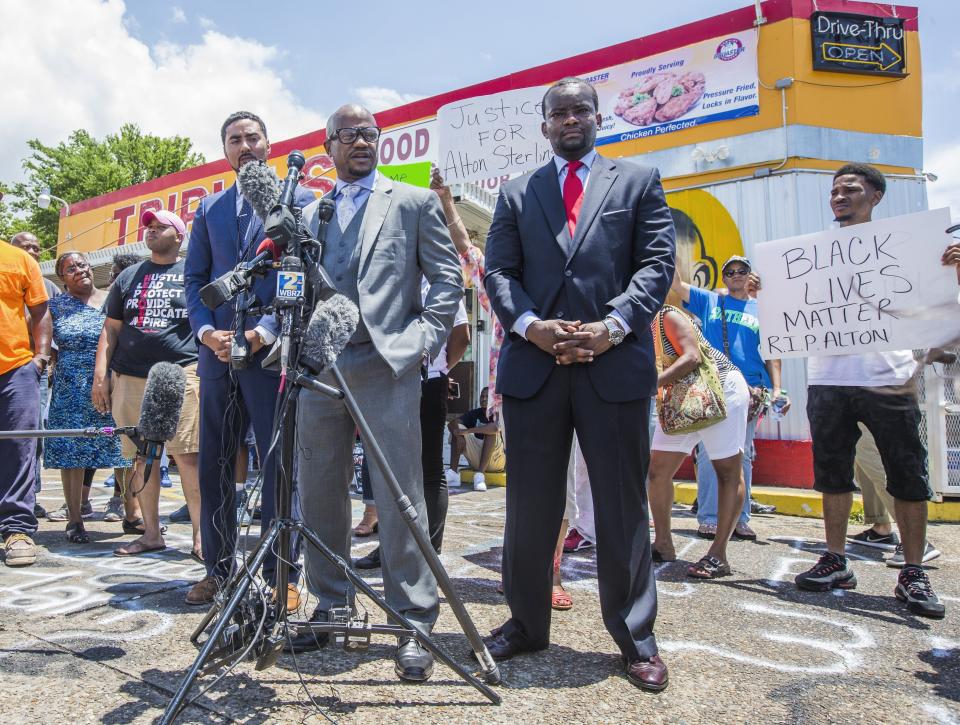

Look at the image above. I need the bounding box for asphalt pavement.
[2,473,958,724]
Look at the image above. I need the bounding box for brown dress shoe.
[274,583,301,613]
[625,655,669,692]
[185,576,220,606]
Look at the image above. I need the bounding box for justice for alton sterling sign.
[754,208,960,360]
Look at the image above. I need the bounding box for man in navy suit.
[483,78,676,691]
[184,111,314,607]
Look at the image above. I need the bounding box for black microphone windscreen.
[237,160,281,222]
[318,198,335,223]
[302,295,359,373]
[287,150,306,171]
[139,362,186,443]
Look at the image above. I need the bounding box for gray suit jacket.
[302,174,463,376]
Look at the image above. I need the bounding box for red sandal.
[551,586,573,610]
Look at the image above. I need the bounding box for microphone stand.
[0,426,139,441]
[161,203,500,725]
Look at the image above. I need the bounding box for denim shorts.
[807,384,931,502]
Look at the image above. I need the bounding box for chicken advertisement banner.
[595,31,759,145]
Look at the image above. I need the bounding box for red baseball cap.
[141,209,186,239]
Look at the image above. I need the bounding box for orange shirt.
[0,242,49,376]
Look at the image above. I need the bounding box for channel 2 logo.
[715,38,745,61]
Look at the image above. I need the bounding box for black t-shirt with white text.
[105,259,198,377]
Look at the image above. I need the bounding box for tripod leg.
[297,524,501,704]
[189,515,277,643]
[160,520,284,725]
[329,364,501,686]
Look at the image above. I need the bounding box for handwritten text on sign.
[754,208,960,359]
[437,86,550,184]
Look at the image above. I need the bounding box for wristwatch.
[33,353,51,372]
[602,317,625,345]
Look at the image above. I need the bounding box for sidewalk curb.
[454,471,960,521]
[673,482,960,522]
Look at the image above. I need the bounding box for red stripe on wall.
[676,438,814,488]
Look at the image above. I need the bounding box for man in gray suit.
[285,104,463,683]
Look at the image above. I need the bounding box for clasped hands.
[202,329,264,364]
[527,319,612,365]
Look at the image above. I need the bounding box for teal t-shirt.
[683,286,771,387]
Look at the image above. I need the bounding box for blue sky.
[2,0,957,211]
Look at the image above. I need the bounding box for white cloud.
[0,0,325,190]
[198,15,215,29]
[171,6,186,23]
[926,143,960,223]
[353,86,425,113]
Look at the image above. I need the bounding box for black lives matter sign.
[811,11,906,77]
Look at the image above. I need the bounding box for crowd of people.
[0,76,955,694]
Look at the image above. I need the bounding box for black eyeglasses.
[62,261,90,275]
[723,268,749,277]
[332,126,381,144]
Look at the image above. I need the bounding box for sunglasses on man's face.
[723,268,749,277]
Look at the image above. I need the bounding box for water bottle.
[770,390,788,421]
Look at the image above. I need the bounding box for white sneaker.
[473,472,487,492]
[445,469,461,488]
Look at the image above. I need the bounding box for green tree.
[5,124,205,258]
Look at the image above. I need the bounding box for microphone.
[315,198,335,243]
[301,294,360,374]
[264,152,307,249]
[277,150,306,211]
[137,362,186,481]
[305,198,338,302]
[255,237,279,261]
[200,238,279,309]
[237,160,281,223]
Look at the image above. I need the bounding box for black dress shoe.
[283,608,329,653]
[355,546,381,570]
[395,637,434,682]
[625,654,669,692]
[481,631,527,662]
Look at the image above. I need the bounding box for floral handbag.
[653,306,727,435]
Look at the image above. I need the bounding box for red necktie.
[563,160,584,237]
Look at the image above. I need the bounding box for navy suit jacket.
[184,182,316,379]
[483,155,676,402]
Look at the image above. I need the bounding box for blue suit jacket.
[184,183,316,379]
[483,155,676,402]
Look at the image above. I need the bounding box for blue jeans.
[0,362,41,535]
[695,415,758,526]
[33,370,50,494]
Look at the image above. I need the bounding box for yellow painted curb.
[674,482,960,522]
[459,470,507,487]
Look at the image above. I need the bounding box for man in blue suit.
[483,78,676,691]
[184,111,314,607]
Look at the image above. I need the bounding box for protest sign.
[379,161,431,188]
[437,86,548,184]
[754,208,960,359]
